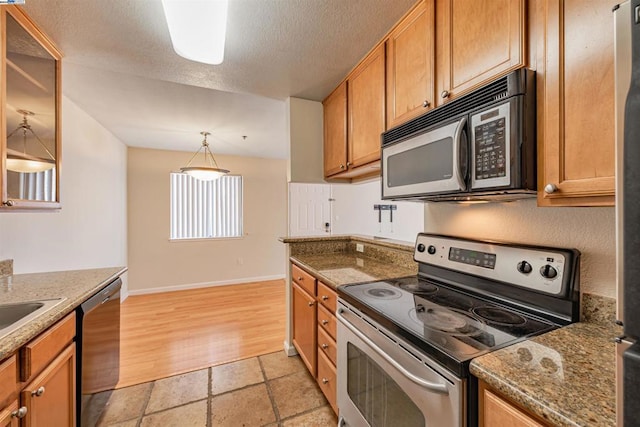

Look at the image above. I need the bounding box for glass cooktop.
[338,276,556,368]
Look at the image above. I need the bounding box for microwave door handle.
[452,117,468,191]
[337,308,449,395]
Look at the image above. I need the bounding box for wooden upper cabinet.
[323,82,348,177]
[435,0,525,105]
[536,0,617,206]
[386,0,435,129]
[348,44,386,169]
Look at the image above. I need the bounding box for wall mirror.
[2,7,61,209]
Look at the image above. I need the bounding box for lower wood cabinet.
[479,380,548,427]
[290,262,339,414]
[0,313,76,427]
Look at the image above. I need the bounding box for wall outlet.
[356,243,364,253]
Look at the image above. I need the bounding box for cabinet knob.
[321,343,329,349]
[423,100,430,108]
[297,276,303,281]
[32,386,45,397]
[321,319,329,325]
[340,164,345,169]
[440,90,450,99]
[321,295,329,301]
[307,301,315,307]
[346,162,351,167]
[11,407,28,419]
[322,378,329,384]
[544,183,558,194]
[2,200,14,207]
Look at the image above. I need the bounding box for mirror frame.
[1,6,62,210]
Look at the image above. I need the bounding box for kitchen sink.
[0,298,65,340]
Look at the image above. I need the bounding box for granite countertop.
[290,252,417,289]
[471,321,621,427]
[0,267,127,361]
[279,234,415,252]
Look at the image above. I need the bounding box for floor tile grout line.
[207,367,213,427]
[135,380,155,427]
[258,355,282,424]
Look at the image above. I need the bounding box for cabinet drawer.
[0,355,17,406]
[292,264,316,296]
[0,400,19,427]
[317,304,337,340]
[317,326,337,366]
[317,349,337,415]
[20,312,75,382]
[317,281,337,313]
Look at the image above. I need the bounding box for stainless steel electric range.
[336,233,580,427]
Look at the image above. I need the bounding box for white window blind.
[170,173,243,240]
[10,169,56,201]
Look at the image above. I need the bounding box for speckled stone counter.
[470,320,621,427]
[0,267,127,361]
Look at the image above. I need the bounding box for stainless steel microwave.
[381,69,536,202]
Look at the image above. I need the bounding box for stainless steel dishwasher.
[76,277,121,426]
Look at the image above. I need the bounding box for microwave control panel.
[474,116,506,180]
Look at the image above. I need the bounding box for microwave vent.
[383,72,518,145]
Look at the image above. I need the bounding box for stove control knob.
[427,245,436,255]
[417,243,426,253]
[540,264,558,279]
[517,261,532,274]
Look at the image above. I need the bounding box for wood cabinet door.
[436,0,525,105]
[348,44,386,168]
[323,82,348,177]
[482,389,545,427]
[386,0,435,129]
[22,344,75,427]
[536,0,616,206]
[292,282,317,376]
[0,401,20,427]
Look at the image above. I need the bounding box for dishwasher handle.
[80,277,122,314]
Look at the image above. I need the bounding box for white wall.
[0,96,128,275]
[331,178,424,243]
[127,147,288,293]
[424,200,615,298]
[286,97,324,183]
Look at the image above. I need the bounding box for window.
[170,173,243,240]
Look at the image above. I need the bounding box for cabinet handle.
[321,295,329,301]
[440,90,450,99]
[308,301,315,307]
[32,386,45,397]
[321,343,329,349]
[423,100,430,108]
[346,162,351,167]
[321,319,329,325]
[11,406,27,419]
[340,164,345,169]
[322,378,329,384]
[297,276,303,281]
[544,183,558,194]
[2,200,14,207]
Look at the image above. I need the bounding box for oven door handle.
[337,308,449,395]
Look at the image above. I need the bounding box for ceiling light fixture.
[6,110,55,173]
[161,0,229,65]
[180,131,229,181]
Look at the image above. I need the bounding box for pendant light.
[180,131,229,181]
[6,110,55,173]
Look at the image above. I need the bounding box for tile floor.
[83,351,338,427]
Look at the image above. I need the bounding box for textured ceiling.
[22,0,416,157]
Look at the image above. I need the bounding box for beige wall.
[286,97,325,183]
[424,200,615,298]
[0,96,128,275]
[127,147,287,293]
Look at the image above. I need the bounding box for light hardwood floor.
[117,279,286,388]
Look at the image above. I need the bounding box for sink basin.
[0,299,65,340]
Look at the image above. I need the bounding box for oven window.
[386,137,453,188]
[347,343,425,427]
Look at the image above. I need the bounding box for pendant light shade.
[6,110,55,173]
[180,131,229,181]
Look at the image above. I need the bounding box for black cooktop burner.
[472,306,527,326]
[399,282,438,295]
[410,304,482,336]
[364,287,402,300]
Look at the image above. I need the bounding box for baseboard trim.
[284,340,298,357]
[128,274,286,296]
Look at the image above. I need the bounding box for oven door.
[382,117,468,199]
[337,301,464,427]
